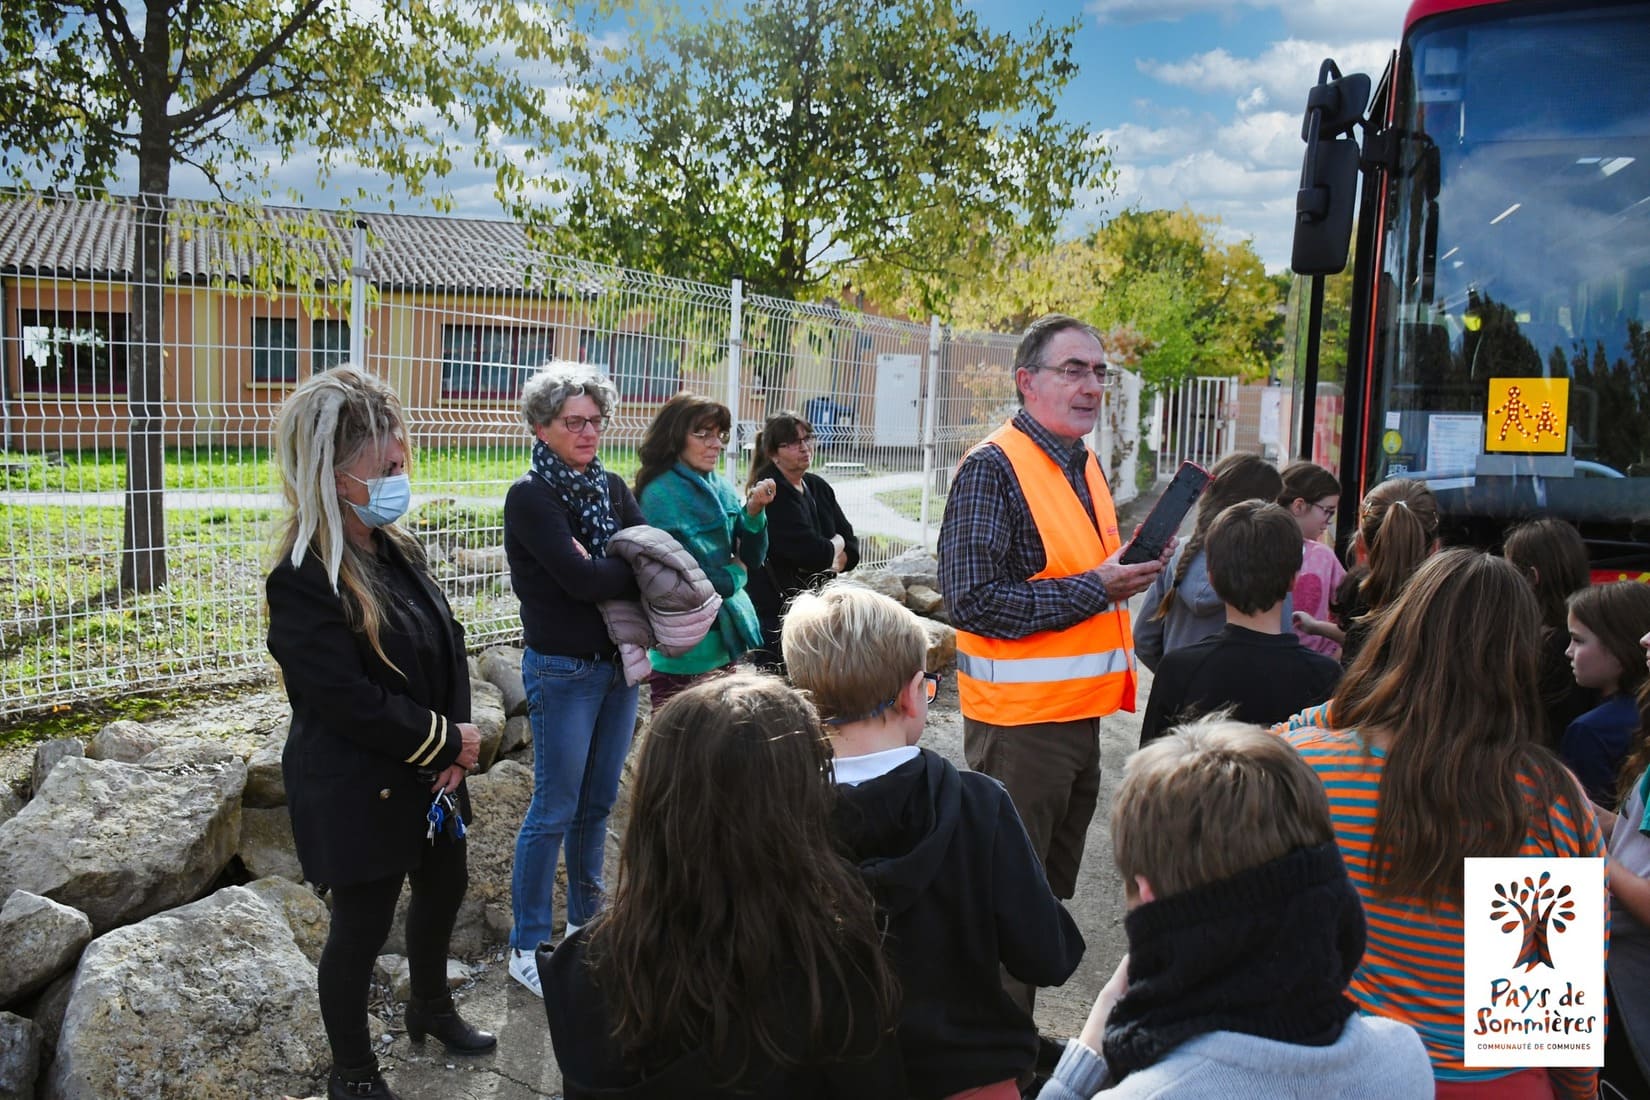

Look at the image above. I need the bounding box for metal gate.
[1152,376,1240,476]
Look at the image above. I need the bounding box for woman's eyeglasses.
[690,428,731,445]
[779,436,815,451]
[558,415,611,435]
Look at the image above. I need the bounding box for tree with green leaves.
[1,0,570,589]
[1086,208,1282,390]
[553,0,1106,308]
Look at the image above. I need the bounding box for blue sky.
[115,0,1413,273]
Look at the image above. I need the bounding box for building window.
[440,324,553,400]
[578,331,681,403]
[253,318,299,382]
[18,310,130,394]
[312,319,350,373]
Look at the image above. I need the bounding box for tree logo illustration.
[1489,872,1575,971]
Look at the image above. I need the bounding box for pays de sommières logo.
[1463,857,1604,1067]
[1489,871,1575,972]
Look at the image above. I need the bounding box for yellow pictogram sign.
[1485,377,1568,453]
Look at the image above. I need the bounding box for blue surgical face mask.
[344,472,411,528]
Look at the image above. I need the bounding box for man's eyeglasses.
[1037,360,1117,388]
[558,414,611,435]
[779,436,815,451]
[690,428,731,445]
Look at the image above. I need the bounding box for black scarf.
[530,438,619,558]
[1103,842,1365,1083]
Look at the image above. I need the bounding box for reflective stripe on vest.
[955,648,1132,685]
[955,420,1136,724]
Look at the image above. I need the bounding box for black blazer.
[266,533,471,888]
[745,464,860,626]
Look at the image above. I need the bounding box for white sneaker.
[508,948,543,998]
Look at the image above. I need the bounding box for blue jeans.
[510,648,638,950]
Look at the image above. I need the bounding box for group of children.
[1136,456,1650,1099]
[526,448,1649,1100]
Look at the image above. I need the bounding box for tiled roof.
[0,191,571,296]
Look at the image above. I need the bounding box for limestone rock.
[478,646,527,717]
[0,893,92,1008]
[470,680,506,773]
[243,877,329,966]
[884,548,941,592]
[921,619,957,673]
[0,789,21,831]
[30,742,82,800]
[373,955,471,1004]
[845,569,907,605]
[452,546,507,575]
[500,716,531,758]
[23,972,72,1056]
[137,739,239,769]
[243,727,287,809]
[45,886,324,1099]
[0,755,246,933]
[237,807,302,883]
[904,584,945,618]
[86,721,159,764]
[0,1011,41,1100]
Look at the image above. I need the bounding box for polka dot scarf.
[530,439,619,558]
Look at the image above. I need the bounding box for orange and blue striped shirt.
[1282,705,1606,1100]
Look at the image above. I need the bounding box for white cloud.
[1139,38,1394,108]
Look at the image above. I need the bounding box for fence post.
[350,219,368,368]
[919,317,943,545]
[725,278,743,482]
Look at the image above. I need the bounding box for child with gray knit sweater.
[1041,718,1434,1099]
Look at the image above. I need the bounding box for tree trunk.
[122,46,172,592]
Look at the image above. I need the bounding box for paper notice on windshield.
[1426,414,1482,490]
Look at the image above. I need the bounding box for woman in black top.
[266,367,490,1100]
[502,363,645,997]
[744,412,860,671]
[542,672,904,1099]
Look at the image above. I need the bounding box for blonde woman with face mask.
[267,366,489,1100]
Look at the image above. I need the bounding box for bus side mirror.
[1294,138,1361,274]
[1292,64,1370,276]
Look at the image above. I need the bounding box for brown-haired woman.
[266,366,491,1100]
[1281,550,1604,1100]
[634,393,777,709]
[541,672,904,1098]
[1504,517,1595,745]
[744,411,860,671]
[1294,477,1439,666]
[1133,452,1285,670]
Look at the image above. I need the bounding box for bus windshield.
[1366,0,1650,570]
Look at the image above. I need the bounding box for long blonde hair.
[271,365,422,675]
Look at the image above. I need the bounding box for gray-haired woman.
[502,362,644,997]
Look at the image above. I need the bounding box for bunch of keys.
[425,790,467,845]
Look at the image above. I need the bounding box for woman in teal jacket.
[634,393,776,710]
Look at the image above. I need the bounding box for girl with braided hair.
[1132,453,1284,671]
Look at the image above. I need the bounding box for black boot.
[328,1064,400,1099]
[405,994,498,1054]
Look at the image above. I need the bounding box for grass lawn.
[0,442,642,495]
[874,486,946,524]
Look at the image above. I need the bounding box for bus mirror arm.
[1292,60,1371,275]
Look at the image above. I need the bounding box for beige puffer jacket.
[599,525,723,685]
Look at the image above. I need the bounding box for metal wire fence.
[0,191,1139,717]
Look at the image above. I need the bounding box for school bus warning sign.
[1486,378,1569,454]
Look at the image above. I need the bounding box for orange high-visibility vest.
[955,421,1136,724]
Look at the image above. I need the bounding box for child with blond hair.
[785,582,1084,1100]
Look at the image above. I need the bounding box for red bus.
[1291,0,1650,580]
